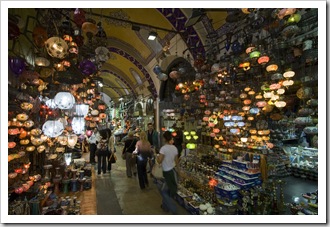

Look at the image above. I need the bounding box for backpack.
[99,139,108,151]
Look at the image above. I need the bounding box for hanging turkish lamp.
[74,8,86,27]
[239,61,250,71]
[67,134,78,148]
[72,117,85,135]
[266,60,279,72]
[54,92,75,109]
[35,57,50,67]
[45,37,68,59]
[95,46,110,62]
[32,26,48,47]
[277,8,296,20]
[257,54,270,65]
[42,120,64,138]
[79,59,97,76]
[282,79,294,88]
[287,13,301,24]
[249,49,261,59]
[82,21,98,39]
[9,56,25,76]
[283,70,295,79]
[275,100,287,109]
[76,104,89,117]
[245,44,255,54]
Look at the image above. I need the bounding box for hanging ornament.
[9,57,25,76]
[79,59,97,76]
[32,26,48,48]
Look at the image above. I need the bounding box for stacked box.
[186,201,200,215]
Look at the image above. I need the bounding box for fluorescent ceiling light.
[148,31,157,40]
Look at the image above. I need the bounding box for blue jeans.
[97,149,108,174]
[155,179,178,215]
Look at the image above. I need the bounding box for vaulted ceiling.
[8,7,230,104]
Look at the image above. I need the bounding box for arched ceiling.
[8,7,232,103]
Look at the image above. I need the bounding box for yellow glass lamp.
[287,13,301,24]
[186,143,196,150]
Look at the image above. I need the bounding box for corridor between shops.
[82,145,189,215]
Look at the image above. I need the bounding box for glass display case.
[283,146,318,180]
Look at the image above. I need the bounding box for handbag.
[151,160,163,179]
[122,139,134,160]
[109,153,117,163]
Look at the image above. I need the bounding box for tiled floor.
[81,145,189,215]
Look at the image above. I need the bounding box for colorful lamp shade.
[266,63,278,72]
[35,57,50,67]
[283,70,295,78]
[82,22,98,35]
[249,50,261,59]
[186,143,196,150]
[287,13,301,24]
[45,37,68,59]
[72,117,85,135]
[42,120,64,138]
[9,56,25,76]
[54,92,75,109]
[32,26,48,47]
[257,55,270,65]
[275,101,287,109]
[283,80,294,87]
[75,104,89,117]
[45,99,57,109]
[67,134,78,148]
[79,59,97,76]
[64,152,72,166]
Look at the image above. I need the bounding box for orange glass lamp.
[257,55,270,65]
[266,62,278,72]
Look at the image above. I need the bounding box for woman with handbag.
[106,128,116,173]
[96,129,110,175]
[122,131,138,177]
[154,131,179,214]
[134,131,153,189]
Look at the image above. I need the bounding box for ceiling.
[8,8,231,104]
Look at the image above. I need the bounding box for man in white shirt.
[87,128,100,164]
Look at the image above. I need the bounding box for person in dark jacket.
[122,131,138,177]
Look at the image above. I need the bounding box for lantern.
[76,104,89,117]
[67,134,78,148]
[42,120,64,138]
[45,37,68,59]
[72,117,85,135]
[54,92,75,109]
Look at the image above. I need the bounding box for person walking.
[134,131,153,189]
[106,128,116,173]
[87,127,99,164]
[122,131,138,177]
[155,131,179,214]
[146,122,159,172]
[96,129,109,175]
